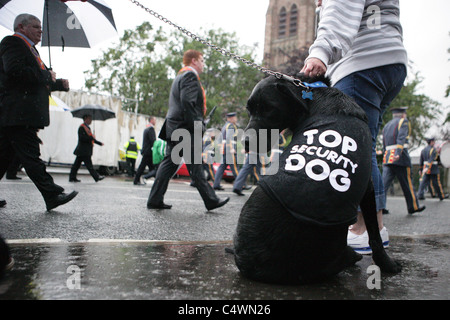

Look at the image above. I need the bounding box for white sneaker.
[380,226,389,249]
[347,227,389,255]
[347,229,371,254]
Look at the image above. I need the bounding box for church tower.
[263,0,317,73]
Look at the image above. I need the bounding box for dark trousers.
[134,153,154,183]
[418,174,444,200]
[383,164,421,212]
[70,156,100,181]
[233,153,262,191]
[126,158,136,177]
[203,163,215,181]
[0,126,64,201]
[213,152,239,188]
[6,154,21,178]
[148,142,220,209]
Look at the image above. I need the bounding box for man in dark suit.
[147,50,229,211]
[0,14,78,211]
[134,116,156,185]
[69,114,105,182]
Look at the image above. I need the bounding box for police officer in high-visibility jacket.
[382,107,425,214]
[418,138,448,200]
[124,136,141,177]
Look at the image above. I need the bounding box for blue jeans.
[334,64,406,211]
[233,153,262,191]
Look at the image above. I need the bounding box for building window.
[278,7,287,38]
[289,4,298,36]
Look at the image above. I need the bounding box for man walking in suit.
[69,114,105,182]
[382,107,425,214]
[134,116,156,185]
[147,50,229,211]
[0,14,78,211]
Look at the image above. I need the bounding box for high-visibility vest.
[124,139,140,159]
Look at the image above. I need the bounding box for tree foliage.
[382,71,442,150]
[84,22,263,128]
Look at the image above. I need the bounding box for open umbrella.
[71,104,115,121]
[0,0,118,67]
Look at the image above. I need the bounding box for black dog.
[230,74,402,284]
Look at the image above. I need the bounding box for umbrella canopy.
[0,0,118,65]
[71,104,115,121]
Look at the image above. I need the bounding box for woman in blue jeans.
[301,0,408,252]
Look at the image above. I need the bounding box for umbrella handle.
[45,0,52,68]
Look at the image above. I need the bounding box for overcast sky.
[1,0,449,130]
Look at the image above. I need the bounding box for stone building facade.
[263,0,317,73]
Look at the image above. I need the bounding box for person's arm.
[302,0,365,76]
[179,72,203,130]
[148,127,156,147]
[51,78,70,92]
[393,118,410,162]
[1,36,53,86]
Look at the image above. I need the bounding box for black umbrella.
[0,0,118,67]
[71,104,115,121]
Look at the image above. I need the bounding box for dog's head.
[244,73,330,153]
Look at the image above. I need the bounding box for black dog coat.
[232,74,402,285]
[259,113,372,227]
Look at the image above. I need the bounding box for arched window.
[289,4,298,36]
[278,7,287,38]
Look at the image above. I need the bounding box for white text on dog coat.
[285,129,359,192]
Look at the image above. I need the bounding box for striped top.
[308,0,408,85]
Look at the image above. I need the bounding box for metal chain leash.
[127,0,308,88]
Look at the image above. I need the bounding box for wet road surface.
[0,171,449,300]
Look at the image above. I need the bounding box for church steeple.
[263,0,317,73]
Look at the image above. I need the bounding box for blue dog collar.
[275,74,328,100]
[301,81,328,100]
[303,81,328,89]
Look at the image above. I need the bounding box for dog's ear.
[275,81,309,112]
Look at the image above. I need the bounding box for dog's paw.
[372,250,402,274]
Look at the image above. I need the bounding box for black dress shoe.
[147,203,172,209]
[408,206,425,214]
[69,178,81,182]
[6,176,21,180]
[0,199,6,208]
[213,186,224,191]
[206,197,230,211]
[233,189,245,196]
[440,194,449,201]
[96,176,105,182]
[382,208,390,214]
[45,191,78,211]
